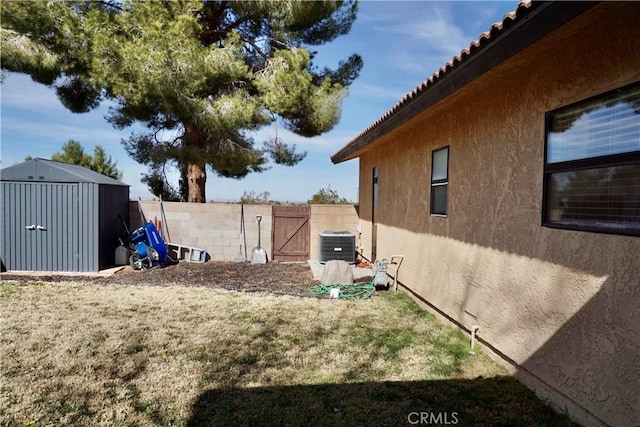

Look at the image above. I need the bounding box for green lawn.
[0,281,575,426]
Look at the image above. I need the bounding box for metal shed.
[0,158,130,272]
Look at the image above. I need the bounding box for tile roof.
[386,0,536,124]
[331,1,596,163]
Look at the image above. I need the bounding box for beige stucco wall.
[355,4,640,427]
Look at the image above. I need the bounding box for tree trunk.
[185,124,207,203]
[187,163,206,202]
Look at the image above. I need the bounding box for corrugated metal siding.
[78,182,99,272]
[1,182,81,271]
[1,159,130,272]
[1,182,21,269]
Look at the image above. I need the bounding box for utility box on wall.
[318,230,356,264]
[0,158,130,272]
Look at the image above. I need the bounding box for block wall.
[129,202,359,262]
[309,204,360,260]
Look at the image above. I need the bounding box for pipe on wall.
[469,325,480,355]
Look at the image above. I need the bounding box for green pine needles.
[1,0,363,202]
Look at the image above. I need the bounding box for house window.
[372,166,379,208]
[543,82,640,235]
[431,146,449,216]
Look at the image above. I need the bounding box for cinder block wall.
[129,201,272,262]
[309,204,360,260]
[129,202,360,262]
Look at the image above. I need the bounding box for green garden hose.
[308,281,375,300]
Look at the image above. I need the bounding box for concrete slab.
[2,266,126,277]
[308,260,372,281]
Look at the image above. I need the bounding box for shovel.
[251,215,268,264]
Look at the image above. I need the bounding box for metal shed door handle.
[37,225,47,231]
[25,225,36,230]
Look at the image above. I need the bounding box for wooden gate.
[272,205,310,262]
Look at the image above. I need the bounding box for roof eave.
[331,1,598,164]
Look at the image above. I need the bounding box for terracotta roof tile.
[332,0,549,162]
[359,1,533,141]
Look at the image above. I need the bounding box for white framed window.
[430,146,449,216]
[543,82,640,235]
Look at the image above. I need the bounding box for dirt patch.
[1,262,326,297]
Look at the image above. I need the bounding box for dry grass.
[0,281,574,426]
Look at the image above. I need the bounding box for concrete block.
[321,260,354,285]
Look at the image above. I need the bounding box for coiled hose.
[308,281,375,300]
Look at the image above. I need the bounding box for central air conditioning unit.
[319,230,356,264]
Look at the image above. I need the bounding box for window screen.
[431,146,449,216]
[544,82,640,235]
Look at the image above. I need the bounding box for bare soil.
[1,261,324,297]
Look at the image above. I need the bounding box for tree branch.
[96,1,123,13]
[161,161,181,199]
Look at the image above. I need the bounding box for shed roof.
[331,0,598,163]
[0,158,129,186]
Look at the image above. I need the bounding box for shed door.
[272,205,310,262]
[1,182,79,271]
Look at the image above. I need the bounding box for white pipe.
[469,325,480,355]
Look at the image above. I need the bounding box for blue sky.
[0,1,514,203]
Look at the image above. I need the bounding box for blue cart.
[128,222,169,269]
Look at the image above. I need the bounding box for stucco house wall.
[353,4,638,427]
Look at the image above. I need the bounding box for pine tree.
[2,0,362,202]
